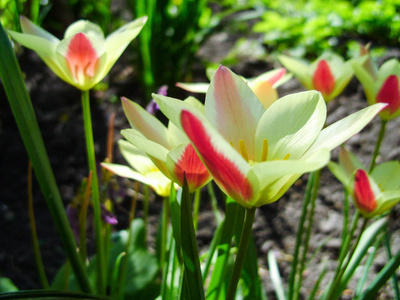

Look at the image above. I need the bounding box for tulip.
[329,148,400,218]
[279,53,354,102]
[8,16,147,90]
[153,66,384,208]
[119,97,211,193]
[352,53,400,120]
[177,67,291,109]
[102,140,177,197]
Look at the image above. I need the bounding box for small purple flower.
[101,204,118,225]
[146,85,168,115]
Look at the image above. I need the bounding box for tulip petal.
[306,103,386,155]
[250,148,330,205]
[376,75,400,115]
[374,191,400,216]
[255,91,326,161]
[7,30,71,82]
[118,140,157,175]
[64,20,105,41]
[180,109,257,206]
[354,169,377,213]
[121,129,169,162]
[121,97,170,149]
[61,33,100,82]
[101,162,152,185]
[206,66,265,161]
[20,16,59,42]
[105,16,147,67]
[279,55,313,89]
[312,60,335,98]
[249,80,277,110]
[176,82,210,93]
[352,56,376,104]
[166,143,210,191]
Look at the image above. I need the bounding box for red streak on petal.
[354,169,377,213]
[267,68,286,86]
[66,33,99,81]
[377,75,400,115]
[173,144,210,191]
[180,110,253,202]
[312,60,335,97]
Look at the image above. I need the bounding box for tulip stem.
[226,207,256,300]
[369,119,387,173]
[82,90,105,295]
[324,212,367,300]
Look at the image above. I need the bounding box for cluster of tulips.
[3,14,400,300]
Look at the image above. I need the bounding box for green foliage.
[0,278,18,293]
[52,219,159,300]
[253,0,400,58]
[67,0,112,33]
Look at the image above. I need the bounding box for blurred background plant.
[251,0,400,59]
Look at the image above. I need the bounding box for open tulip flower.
[101,140,176,197]
[152,66,385,208]
[352,52,400,120]
[8,16,147,90]
[329,148,400,218]
[177,67,291,109]
[279,53,354,102]
[120,97,211,193]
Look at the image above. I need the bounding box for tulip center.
[238,138,290,165]
[66,33,99,83]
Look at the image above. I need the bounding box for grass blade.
[268,250,286,300]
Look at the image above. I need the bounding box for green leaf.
[0,278,18,293]
[268,250,286,300]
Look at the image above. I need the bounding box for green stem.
[294,170,321,300]
[369,119,387,173]
[143,184,150,245]
[226,207,256,300]
[288,172,315,300]
[193,189,201,230]
[325,215,367,300]
[160,197,170,273]
[207,182,222,224]
[81,90,105,294]
[0,21,92,293]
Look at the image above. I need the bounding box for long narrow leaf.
[0,21,93,293]
[206,198,240,300]
[180,176,205,300]
[359,248,400,300]
[334,217,388,299]
[268,250,286,300]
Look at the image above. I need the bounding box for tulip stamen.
[239,139,249,162]
[261,139,268,162]
[283,153,290,160]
